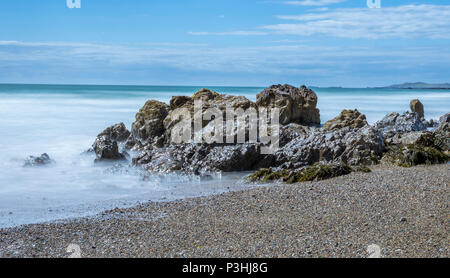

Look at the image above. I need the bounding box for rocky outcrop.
[273,125,384,168]
[376,112,426,143]
[410,99,424,119]
[323,109,368,131]
[256,84,320,126]
[92,85,448,177]
[23,153,53,167]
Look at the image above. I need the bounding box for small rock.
[23,153,53,167]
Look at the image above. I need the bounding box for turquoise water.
[0,84,449,228]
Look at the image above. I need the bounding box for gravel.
[0,164,448,258]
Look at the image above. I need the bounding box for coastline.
[1,164,448,258]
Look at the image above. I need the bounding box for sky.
[0,0,449,87]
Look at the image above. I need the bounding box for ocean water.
[0,84,449,228]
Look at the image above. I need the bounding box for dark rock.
[97,122,130,142]
[93,136,126,161]
[440,113,450,124]
[256,84,320,126]
[23,153,53,167]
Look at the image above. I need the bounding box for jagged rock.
[93,136,126,161]
[376,112,426,143]
[23,153,53,167]
[385,131,435,147]
[274,126,384,168]
[323,109,368,131]
[440,113,450,124]
[410,99,424,119]
[97,122,130,142]
[256,84,320,126]
[434,122,450,152]
[279,124,312,147]
[133,143,266,174]
[130,100,169,145]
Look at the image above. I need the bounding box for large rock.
[410,99,424,119]
[323,109,368,131]
[131,100,169,144]
[23,153,53,167]
[256,84,320,126]
[376,112,426,143]
[93,136,126,161]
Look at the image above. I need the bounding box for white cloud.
[264,4,450,39]
[188,31,267,36]
[283,0,347,6]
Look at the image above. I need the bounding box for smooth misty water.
[0,84,449,228]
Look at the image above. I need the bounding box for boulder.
[256,84,320,126]
[323,109,368,131]
[93,136,126,161]
[97,122,130,142]
[23,153,53,167]
[131,100,169,144]
[410,99,424,119]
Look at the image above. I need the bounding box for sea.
[0,84,449,228]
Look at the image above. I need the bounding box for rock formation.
[91,84,448,177]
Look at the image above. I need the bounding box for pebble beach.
[0,164,448,258]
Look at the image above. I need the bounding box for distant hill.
[383,82,450,89]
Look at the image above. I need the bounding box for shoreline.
[1,164,448,258]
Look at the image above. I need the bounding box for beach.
[1,164,448,258]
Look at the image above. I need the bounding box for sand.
[0,164,448,258]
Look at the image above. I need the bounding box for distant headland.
[378,82,450,90]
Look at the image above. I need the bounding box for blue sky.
[0,0,449,87]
